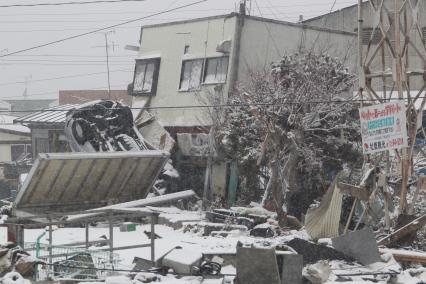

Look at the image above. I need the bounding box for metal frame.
[359,0,426,213]
[6,208,160,265]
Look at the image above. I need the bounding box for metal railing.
[24,242,120,281]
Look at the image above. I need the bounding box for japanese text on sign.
[359,102,408,154]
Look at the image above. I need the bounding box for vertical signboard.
[359,101,408,154]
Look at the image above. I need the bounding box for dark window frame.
[179,58,204,92]
[203,56,229,84]
[131,58,161,96]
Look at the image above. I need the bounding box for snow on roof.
[14,104,77,125]
[0,115,30,134]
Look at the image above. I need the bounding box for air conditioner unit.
[216,39,232,53]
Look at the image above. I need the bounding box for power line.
[0,0,208,58]
[0,59,132,62]
[253,0,282,57]
[0,2,356,15]
[0,84,128,100]
[0,69,132,86]
[0,96,422,113]
[0,0,146,8]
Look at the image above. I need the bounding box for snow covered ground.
[20,208,426,283]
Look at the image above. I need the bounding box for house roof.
[139,13,356,37]
[14,104,77,126]
[0,115,30,135]
[59,90,131,106]
[4,99,57,115]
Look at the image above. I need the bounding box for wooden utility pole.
[359,0,426,215]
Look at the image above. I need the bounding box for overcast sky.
[0,0,357,101]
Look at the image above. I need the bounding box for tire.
[71,120,90,145]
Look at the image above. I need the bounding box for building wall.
[133,16,237,127]
[133,15,358,128]
[237,17,357,81]
[0,132,31,162]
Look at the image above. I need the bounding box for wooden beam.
[338,182,370,201]
[378,213,426,246]
[380,248,426,264]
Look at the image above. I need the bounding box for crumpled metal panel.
[305,175,343,240]
[13,151,169,215]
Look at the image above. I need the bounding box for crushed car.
[64,100,152,152]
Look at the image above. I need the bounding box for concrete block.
[279,254,303,284]
[332,228,381,265]
[236,246,280,284]
[162,248,202,274]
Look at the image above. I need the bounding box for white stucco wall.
[237,17,357,82]
[132,15,356,128]
[133,16,237,127]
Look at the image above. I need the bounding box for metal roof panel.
[13,151,169,215]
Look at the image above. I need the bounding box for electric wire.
[0,1,356,14]
[0,69,132,86]
[0,0,146,8]
[0,0,208,58]
[0,96,422,113]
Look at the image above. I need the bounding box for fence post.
[48,221,52,265]
[150,214,156,265]
[85,223,89,249]
[108,214,114,264]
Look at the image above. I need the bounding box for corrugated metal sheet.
[13,151,169,215]
[304,175,343,240]
[14,104,77,125]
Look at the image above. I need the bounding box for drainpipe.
[227,7,245,98]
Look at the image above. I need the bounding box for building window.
[204,57,229,84]
[422,27,426,43]
[35,138,49,157]
[179,59,203,91]
[184,45,190,54]
[132,58,160,95]
[11,144,29,161]
[360,28,382,45]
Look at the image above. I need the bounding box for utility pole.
[359,0,426,215]
[104,32,112,100]
[93,31,117,100]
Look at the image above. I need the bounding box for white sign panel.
[359,101,408,154]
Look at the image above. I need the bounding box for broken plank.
[338,182,370,201]
[377,213,426,246]
[379,248,426,264]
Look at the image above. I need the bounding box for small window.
[11,145,25,161]
[184,45,190,54]
[132,58,160,95]
[204,57,229,84]
[359,28,381,45]
[35,138,49,157]
[179,59,203,91]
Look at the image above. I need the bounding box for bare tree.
[219,53,363,226]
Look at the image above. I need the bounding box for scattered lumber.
[377,213,426,246]
[338,182,370,201]
[379,248,426,264]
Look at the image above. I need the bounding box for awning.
[13,151,169,215]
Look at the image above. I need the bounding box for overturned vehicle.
[65,100,151,152]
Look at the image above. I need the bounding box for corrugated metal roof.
[13,150,169,215]
[14,104,77,125]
